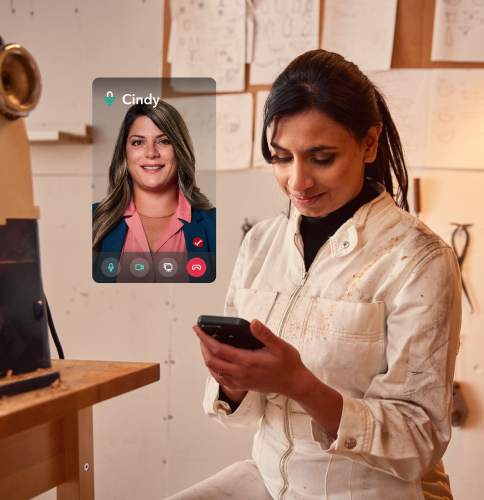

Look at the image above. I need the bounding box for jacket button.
[345,438,357,449]
[342,241,350,249]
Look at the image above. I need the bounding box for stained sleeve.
[203,232,267,427]
[311,246,462,482]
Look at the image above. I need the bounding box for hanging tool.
[451,223,474,314]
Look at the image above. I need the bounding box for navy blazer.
[93,203,216,283]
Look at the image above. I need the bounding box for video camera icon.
[163,262,173,272]
[130,258,149,277]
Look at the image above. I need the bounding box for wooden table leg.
[57,407,94,500]
[0,418,65,500]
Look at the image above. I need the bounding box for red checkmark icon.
[193,238,204,248]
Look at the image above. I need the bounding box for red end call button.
[187,257,206,277]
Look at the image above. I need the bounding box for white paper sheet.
[250,0,320,85]
[216,93,254,170]
[369,70,432,167]
[164,96,216,171]
[169,0,246,92]
[321,0,397,71]
[431,0,484,62]
[253,90,270,167]
[427,69,484,169]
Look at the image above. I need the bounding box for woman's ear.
[363,125,382,163]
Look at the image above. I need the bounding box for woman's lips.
[141,165,164,173]
[292,193,322,206]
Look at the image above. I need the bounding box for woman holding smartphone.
[169,50,461,500]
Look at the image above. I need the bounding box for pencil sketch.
[428,69,484,168]
[170,0,246,92]
[216,93,253,170]
[431,0,484,61]
[250,0,320,85]
[321,0,398,72]
[253,90,270,168]
[164,96,216,172]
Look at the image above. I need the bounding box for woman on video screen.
[92,102,215,283]
[169,50,461,500]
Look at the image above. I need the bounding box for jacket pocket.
[301,297,385,397]
[234,288,278,325]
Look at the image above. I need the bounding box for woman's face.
[270,109,381,218]
[126,116,178,193]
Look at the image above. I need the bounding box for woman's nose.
[288,160,314,193]
[145,143,159,158]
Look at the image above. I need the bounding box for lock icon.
[105,91,115,106]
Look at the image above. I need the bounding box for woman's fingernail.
[253,320,261,332]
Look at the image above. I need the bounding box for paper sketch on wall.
[216,93,253,170]
[371,69,484,169]
[253,90,270,167]
[322,0,398,71]
[431,0,484,62]
[427,69,484,169]
[370,70,432,167]
[164,95,216,171]
[168,0,246,92]
[250,0,320,85]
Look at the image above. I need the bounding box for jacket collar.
[291,183,396,258]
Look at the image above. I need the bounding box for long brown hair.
[261,50,409,213]
[92,102,213,252]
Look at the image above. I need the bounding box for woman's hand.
[194,319,308,399]
[195,319,343,439]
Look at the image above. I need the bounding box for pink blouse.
[117,190,191,283]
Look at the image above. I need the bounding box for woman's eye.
[272,155,293,164]
[159,139,171,145]
[312,154,335,165]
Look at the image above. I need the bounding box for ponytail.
[367,87,409,211]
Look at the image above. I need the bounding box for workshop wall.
[1,1,483,499]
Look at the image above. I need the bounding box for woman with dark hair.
[92,101,215,283]
[167,50,461,499]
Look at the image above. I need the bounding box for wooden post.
[57,407,94,500]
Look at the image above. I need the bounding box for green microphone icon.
[108,262,115,272]
[105,91,115,106]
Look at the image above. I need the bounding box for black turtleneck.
[299,180,378,271]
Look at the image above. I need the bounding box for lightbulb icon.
[108,262,115,272]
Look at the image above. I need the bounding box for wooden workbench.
[0,359,160,500]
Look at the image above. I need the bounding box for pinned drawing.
[250,0,320,85]
[169,0,246,92]
[216,93,253,171]
[370,70,432,167]
[164,95,216,172]
[252,90,270,168]
[321,0,398,71]
[431,0,484,61]
[427,69,484,168]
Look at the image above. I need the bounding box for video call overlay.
[92,78,216,285]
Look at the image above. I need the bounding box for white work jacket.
[204,185,461,500]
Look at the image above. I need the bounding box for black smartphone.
[197,315,265,350]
